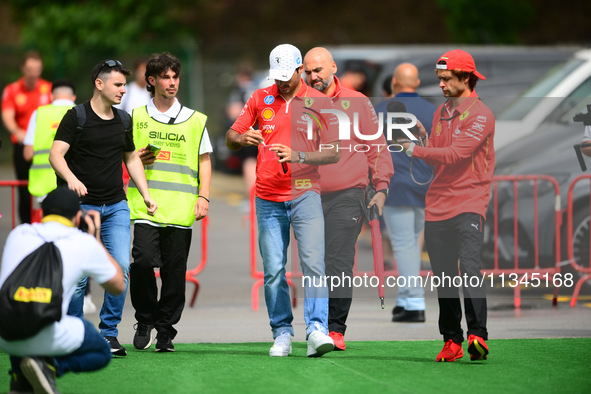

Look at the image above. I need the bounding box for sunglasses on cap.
[93,59,123,81]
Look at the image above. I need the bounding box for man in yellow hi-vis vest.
[127,52,212,353]
[24,80,76,201]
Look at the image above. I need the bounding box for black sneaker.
[8,369,34,394]
[133,323,154,350]
[20,357,58,394]
[155,334,175,353]
[105,336,127,356]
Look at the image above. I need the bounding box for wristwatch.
[377,189,389,196]
[405,142,416,158]
[298,151,306,164]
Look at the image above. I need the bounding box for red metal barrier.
[566,174,591,307]
[248,175,563,310]
[0,180,30,229]
[357,175,563,308]
[489,175,562,308]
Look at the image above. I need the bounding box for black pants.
[425,212,488,343]
[130,223,192,338]
[322,188,364,334]
[12,143,31,224]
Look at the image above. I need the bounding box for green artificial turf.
[2,339,590,393]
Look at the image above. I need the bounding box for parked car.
[494,48,591,149]
[482,99,590,281]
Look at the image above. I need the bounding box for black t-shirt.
[54,101,135,205]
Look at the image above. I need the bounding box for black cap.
[51,78,76,94]
[41,186,80,219]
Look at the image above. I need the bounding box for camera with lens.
[78,210,88,232]
[573,104,591,126]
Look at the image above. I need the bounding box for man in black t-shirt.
[49,59,157,357]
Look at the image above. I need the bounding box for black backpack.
[0,241,64,341]
[72,103,132,146]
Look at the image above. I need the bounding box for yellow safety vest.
[127,106,207,226]
[28,104,73,196]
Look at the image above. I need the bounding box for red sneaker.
[436,340,463,362]
[468,335,489,361]
[329,331,346,351]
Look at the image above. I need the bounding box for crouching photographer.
[0,186,124,394]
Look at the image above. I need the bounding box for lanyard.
[439,98,480,121]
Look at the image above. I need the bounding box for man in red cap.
[400,49,495,362]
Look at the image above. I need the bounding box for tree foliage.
[436,0,535,44]
[8,0,195,68]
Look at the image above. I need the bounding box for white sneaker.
[269,333,293,357]
[83,295,97,314]
[307,330,334,358]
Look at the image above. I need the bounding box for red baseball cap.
[435,49,486,80]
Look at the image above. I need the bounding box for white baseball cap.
[268,44,302,82]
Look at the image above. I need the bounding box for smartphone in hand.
[147,143,161,153]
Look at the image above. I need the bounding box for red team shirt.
[318,76,393,193]
[232,80,339,202]
[412,90,495,221]
[2,77,52,144]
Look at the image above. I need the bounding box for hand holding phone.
[148,143,161,153]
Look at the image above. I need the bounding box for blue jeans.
[256,191,329,339]
[68,200,130,337]
[9,319,111,379]
[382,205,425,311]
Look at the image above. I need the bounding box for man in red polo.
[226,44,340,358]
[303,47,394,351]
[402,49,495,362]
[2,51,52,224]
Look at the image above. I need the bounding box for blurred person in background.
[128,52,211,353]
[339,66,370,96]
[24,79,77,202]
[380,73,394,98]
[115,58,151,189]
[375,63,436,323]
[303,47,394,351]
[115,58,151,115]
[400,49,494,362]
[2,50,52,224]
[49,59,157,357]
[226,44,339,358]
[225,63,258,208]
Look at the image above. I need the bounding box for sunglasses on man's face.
[93,59,123,81]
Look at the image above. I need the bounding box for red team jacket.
[318,76,393,194]
[412,90,495,221]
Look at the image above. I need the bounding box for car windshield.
[546,77,591,124]
[498,58,585,121]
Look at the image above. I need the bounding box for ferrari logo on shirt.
[304,97,314,108]
[436,123,442,136]
[341,100,350,110]
[460,111,469,121]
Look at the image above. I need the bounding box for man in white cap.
[400,49,495,362]
[226,44,340,357]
